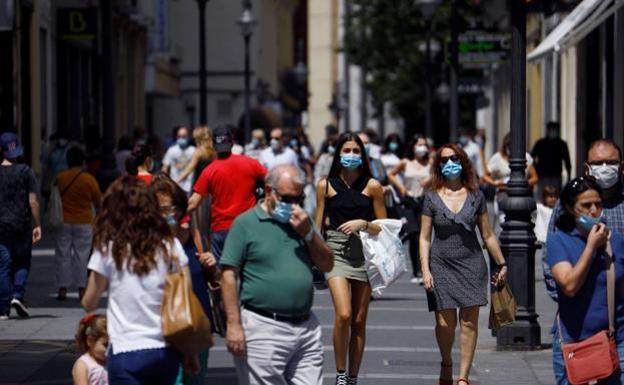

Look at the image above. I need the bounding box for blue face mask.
[389,142,399,152]
[441,160,463,180]
[251,138,260,147]
[577,213,602,231]
[327,145,336,155]
[165,213,178,226]
[458,136,469,147]
[271,200,293,224]
[177,138,189,148]
[364,144,371,154]
[290,139,298,148]
[340,154,363,169]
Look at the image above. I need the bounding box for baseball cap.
[0,132,24,159]
[213,126,233,152]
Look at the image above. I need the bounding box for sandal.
[457,378,470,385]
[439,361,453,385]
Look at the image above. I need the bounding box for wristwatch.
[304,227,315,242]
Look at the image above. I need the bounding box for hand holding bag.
[559,241,620,385]
[488,282,517,330]
[359,219,408,294]
[161,252,214,355]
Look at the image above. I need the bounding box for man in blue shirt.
[544,139,624,300]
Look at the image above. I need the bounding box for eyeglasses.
[440,155,460,164]
[275,191,305,205]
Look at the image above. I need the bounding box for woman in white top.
[483,133,539,227]
[82,177,196,385]
[388,135,432,283]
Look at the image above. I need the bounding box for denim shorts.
[553,332,624,385]
[108,346,181,385]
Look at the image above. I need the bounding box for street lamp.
[237,0,256,143]
[292,39,308,127]
[195,0,210,125]
[415,0,441,139]
[496,0,541,351]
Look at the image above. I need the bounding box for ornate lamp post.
[195,0,210,125]
[415,0,441,140]
[237,1,256,143]
[496,0,541,350]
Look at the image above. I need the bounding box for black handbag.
[313,179,331,290]
[192,223,227,337]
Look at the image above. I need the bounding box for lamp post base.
[496,315,542,351]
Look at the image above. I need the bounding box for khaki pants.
[235,307,324,385]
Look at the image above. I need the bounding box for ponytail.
[125,144,152,175]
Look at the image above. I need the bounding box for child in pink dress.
[72,314,108,385]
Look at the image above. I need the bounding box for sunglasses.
[275,191,306,205]
[440,155,460,164]
[587,160,620,166]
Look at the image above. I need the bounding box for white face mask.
[589,163,621,189]
[270,138,281,152]
[414,145,428,158]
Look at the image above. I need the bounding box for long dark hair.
[125,144,152,175]
[327,133,373,180]
[429,143,478,192]
[555,177,602,232]
[93,177,173,275]
[150,173,189,221]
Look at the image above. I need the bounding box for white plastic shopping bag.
[359,219,408,295]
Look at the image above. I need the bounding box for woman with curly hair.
[419,144,507,385]
[81,177,197,384]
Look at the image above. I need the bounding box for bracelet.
[497,262,507,268]
[304,227,315,242]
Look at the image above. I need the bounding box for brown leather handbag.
[161,252,214,355]
[559,241,620,385]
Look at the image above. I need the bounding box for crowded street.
[0,235,557,385]
[3,0,624,385]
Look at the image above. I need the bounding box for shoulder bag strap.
[606,240,616,336]
[60,170,84,197]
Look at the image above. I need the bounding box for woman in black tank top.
[314,133,387,385]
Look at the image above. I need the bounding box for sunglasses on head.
[440,155,460,164]
[275,191,306,205]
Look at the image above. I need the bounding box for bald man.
[221,165,333,385]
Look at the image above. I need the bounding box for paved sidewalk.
[0,236,558,384]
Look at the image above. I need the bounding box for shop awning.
[527,0,614,62]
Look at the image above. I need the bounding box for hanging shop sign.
[458,31,510,68]
[58,8,96,41]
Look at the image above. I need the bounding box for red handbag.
[559,241,620,385]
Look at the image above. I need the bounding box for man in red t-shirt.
[188,125,267,260]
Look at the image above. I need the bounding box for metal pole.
[343,0,351,133]
[244,33,251,143]
[496,0,541,351]
[198,0,208,125]
[425,20,433,139]
[99,0,119,190]
[449,0,459,142]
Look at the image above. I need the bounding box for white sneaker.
[0,313,9,320]
[410,277,423,284]
[11,298,29,318]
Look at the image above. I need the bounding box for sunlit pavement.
[0,235,557,385]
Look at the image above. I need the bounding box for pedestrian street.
[0,239,557,385]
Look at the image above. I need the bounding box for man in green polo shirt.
[221,164,333,385]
